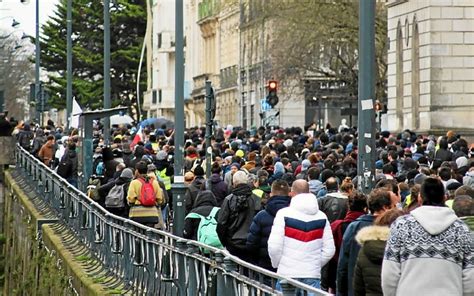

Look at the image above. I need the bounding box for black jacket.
[246,195,290,271]
[183,190,218,240]
[209,174,228,206]
[216,184,257,258]
[184,176,206,215]
[318,192,349,223]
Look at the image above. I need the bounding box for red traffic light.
[268,80,277,90]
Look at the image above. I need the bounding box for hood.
[210,174,223,183]
[35,128,44,137]
[232,183,253,196]
[67,149,77,159]
[274,162,285,174]
[290,193,319,215]
[193,190,218,208]
[266,195,290,216]
[456,156,468,168]
[411,206,458,235]
[308,179,323,193]
[356,225,390,245]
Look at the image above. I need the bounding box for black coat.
[246,195,290,271]
[353,226,390,296]
[184,176,206,215]
[216,184,257,261]
[183,190,218,240]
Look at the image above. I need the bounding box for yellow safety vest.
[157,168,172,190]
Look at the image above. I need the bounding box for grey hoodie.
[382,206,473,296]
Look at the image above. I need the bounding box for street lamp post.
[357,0,376,194]
[34,0,41,125]
[66,0,72,130]
[103,0,111,144]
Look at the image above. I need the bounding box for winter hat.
[230,162,241,169]
[193,165,205,177]
[274,162,285,174]
[283,139,293,148]
[302,159,311,171]
[236,149,245,158]
[156,150,168,161]
[120,168,134,180]
[414,173,428,185]
[456,156,468,168]
[147,164,157,173]
[233,171,248,185]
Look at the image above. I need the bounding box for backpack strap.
[186,212,204,220]
[209,207,220,218]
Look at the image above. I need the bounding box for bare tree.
[0,32,34,120]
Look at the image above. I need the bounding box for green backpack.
[185,207,223,252]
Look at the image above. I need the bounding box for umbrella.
[110,114,134,126]
[139,117,174,129]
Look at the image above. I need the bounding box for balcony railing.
[220,65,238,89]
[198,0,219,22]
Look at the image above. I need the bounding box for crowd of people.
[2,112,473,295]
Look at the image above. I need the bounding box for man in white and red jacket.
[268,180,335,291]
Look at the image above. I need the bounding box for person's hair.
[135,161,148,175]
[375,208,404,226]
[420,177,445,206]
[233,171,248,186]
[325,177,338,191]
[271,180,290,196]
[291,180,310,194]
[47,135,55,141]
[375,179,399,196]
[382,163,394,175]
[263,155,273,166]
[348,191,368,212]
[340,177,354,194]
[320,169,335,183]
[438,167,452,181]
[367,189,392,214]
[439,138,448,150]
[452,195,473,218]
[307,167,320,180]
[455,185,474,198]
[211,162,221,174]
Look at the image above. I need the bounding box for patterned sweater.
[381,206,474,296]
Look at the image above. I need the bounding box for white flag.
[70,98,83,129]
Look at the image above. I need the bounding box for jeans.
[276,278,321,296]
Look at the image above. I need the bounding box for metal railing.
[15,145,330,296]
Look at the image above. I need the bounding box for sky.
[0,0,59,38]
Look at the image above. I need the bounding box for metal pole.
[103,0,111,143]
[357,0,376,194]
[172,0,186,238]
[205,80,212,181]
[35,0,40,125]
[66,0,72,129]
[136,37,146,122]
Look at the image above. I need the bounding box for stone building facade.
[387,0,474,134]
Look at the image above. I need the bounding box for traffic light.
[266,80,279,108]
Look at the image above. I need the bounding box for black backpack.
[57,158,72,178]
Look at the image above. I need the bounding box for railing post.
[214,252,225,296]
[176,240,187,296]
[186,243,199,295]
[223,256,238,295]
[280,280,297,296]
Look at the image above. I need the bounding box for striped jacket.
[268,193,335,279]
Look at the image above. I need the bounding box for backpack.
[87,178,101,202]
[105,184,126,208]
[138,178,156,207]
[57,157,72,178]
[185,207,223,252]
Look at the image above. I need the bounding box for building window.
[242,106,247,129]
[158,33,162,49]
[411,16,420,129]
[396,20,404,129]
[159,90,162,103]
[152,90,157,104]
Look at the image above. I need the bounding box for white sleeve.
[321,218,335,266]
[267,211,285,269]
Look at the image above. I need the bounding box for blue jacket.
[336,214,375,296]
[246,195,290,271]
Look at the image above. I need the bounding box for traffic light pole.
[357,0,376,194]
[205,80,212,183]
[103,0,111,143]
[66,0,72,129]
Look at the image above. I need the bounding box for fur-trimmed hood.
[355,225,390,245]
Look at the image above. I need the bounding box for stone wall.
[387,0,474,133]
[1,171,113,295]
